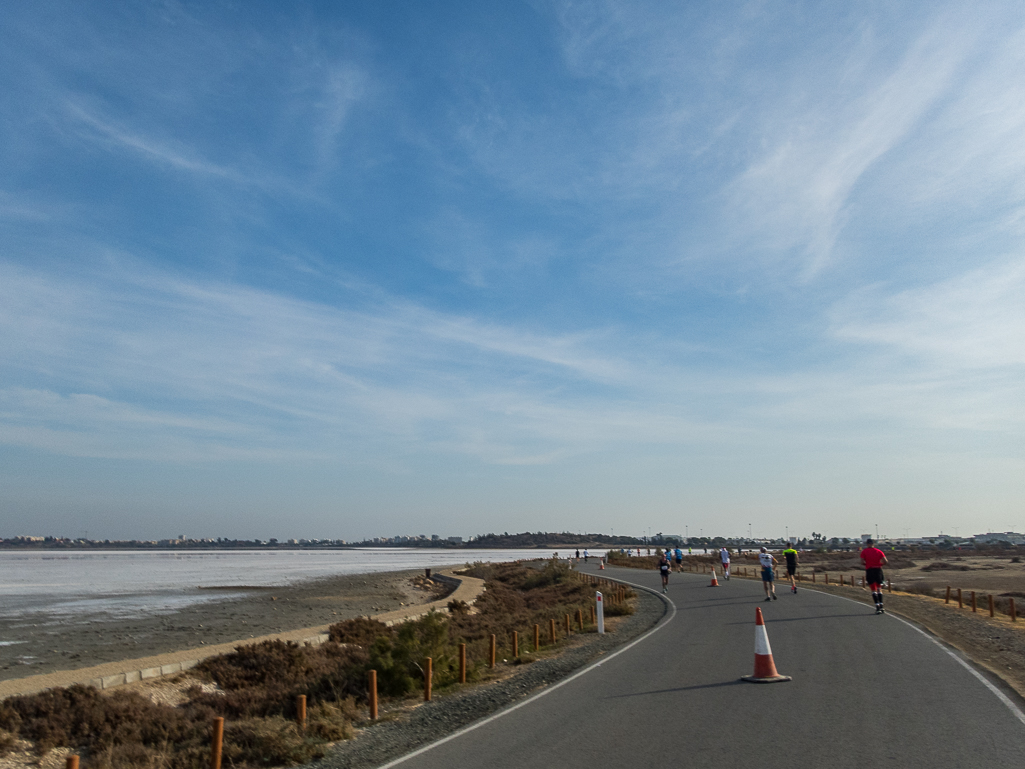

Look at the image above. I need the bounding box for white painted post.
[596,591,605,635]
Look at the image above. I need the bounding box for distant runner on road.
[860,539,889,614]
[673,547,683,571]
[719,547,730,580]
[583,549,589,563]
[783,545,798,593]
[658,551,671,593]
[758,547,778,601]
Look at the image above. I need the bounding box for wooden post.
[459,643,467,683]
[989,595,995,618]
[576,607,584,630]
[1011,598,1017,622]
[971,591,977,612]
[565,613,571,636]
[66,757,79,769]
[840,575,845,586]
[489,634,496,668]
[825,573,829,584]
[368,670,378,720]
[512,630,518,657]
[549,617,557,644]
[296,695,306,731]
[210,716,224,769]
[534,623,540,651]
[887,579,892,593]
[945,585,951,604]
[425,657,432,701]
[590,605,596,625]
[957,588,963,609]
[812,572,816,583]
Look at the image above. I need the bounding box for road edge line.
[375,571,676,769]
[807,587,1025,729]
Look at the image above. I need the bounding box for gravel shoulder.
[308,586,667,769]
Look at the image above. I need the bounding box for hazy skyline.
[2,1,1023,542]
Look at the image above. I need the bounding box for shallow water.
[0,548,575,635]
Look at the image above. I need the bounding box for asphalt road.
[381,561,1025,768]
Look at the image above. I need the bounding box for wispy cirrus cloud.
[65,103,241,180]
[724,11,977,280]
[0,259,652,463]
[832,256,1025,370]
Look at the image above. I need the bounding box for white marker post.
[596,591,605,634]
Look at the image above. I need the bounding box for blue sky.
[1,1,1022,542]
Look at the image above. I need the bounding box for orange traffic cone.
[599,559,605,570]
[741,607,791,683]
[709,567,719,587]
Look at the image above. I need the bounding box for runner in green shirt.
[782,545,799,593]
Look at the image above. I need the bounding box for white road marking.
[818,588,1025,728]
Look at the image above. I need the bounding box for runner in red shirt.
[860,539,889,614]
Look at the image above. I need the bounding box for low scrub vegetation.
[0,560,623,768]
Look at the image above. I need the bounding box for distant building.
[447,536,463,544]
[975,532,1025,545]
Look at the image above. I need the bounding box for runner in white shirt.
[719,547,731,580]
[758,547,778,601]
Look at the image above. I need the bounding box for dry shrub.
[447,599,470,614]
[0,685,189,755]
[193,640,370,717]
[307,700,356,741]
[453,561,607,666]
[371,611,459,695]
[328,617,392,647]
[921,562,972,571]
[220,716,326,766]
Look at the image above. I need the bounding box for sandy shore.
[0,567,455,684]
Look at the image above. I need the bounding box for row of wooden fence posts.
[180,597,613,769]
[944,585,1014,620]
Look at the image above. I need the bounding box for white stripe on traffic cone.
[741,607,791,683]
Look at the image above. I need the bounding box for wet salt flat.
[0,548,570,632]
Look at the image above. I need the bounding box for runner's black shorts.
[865,567,884,588]
[786,564,796,576]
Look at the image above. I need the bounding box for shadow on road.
[606,680,745,699]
